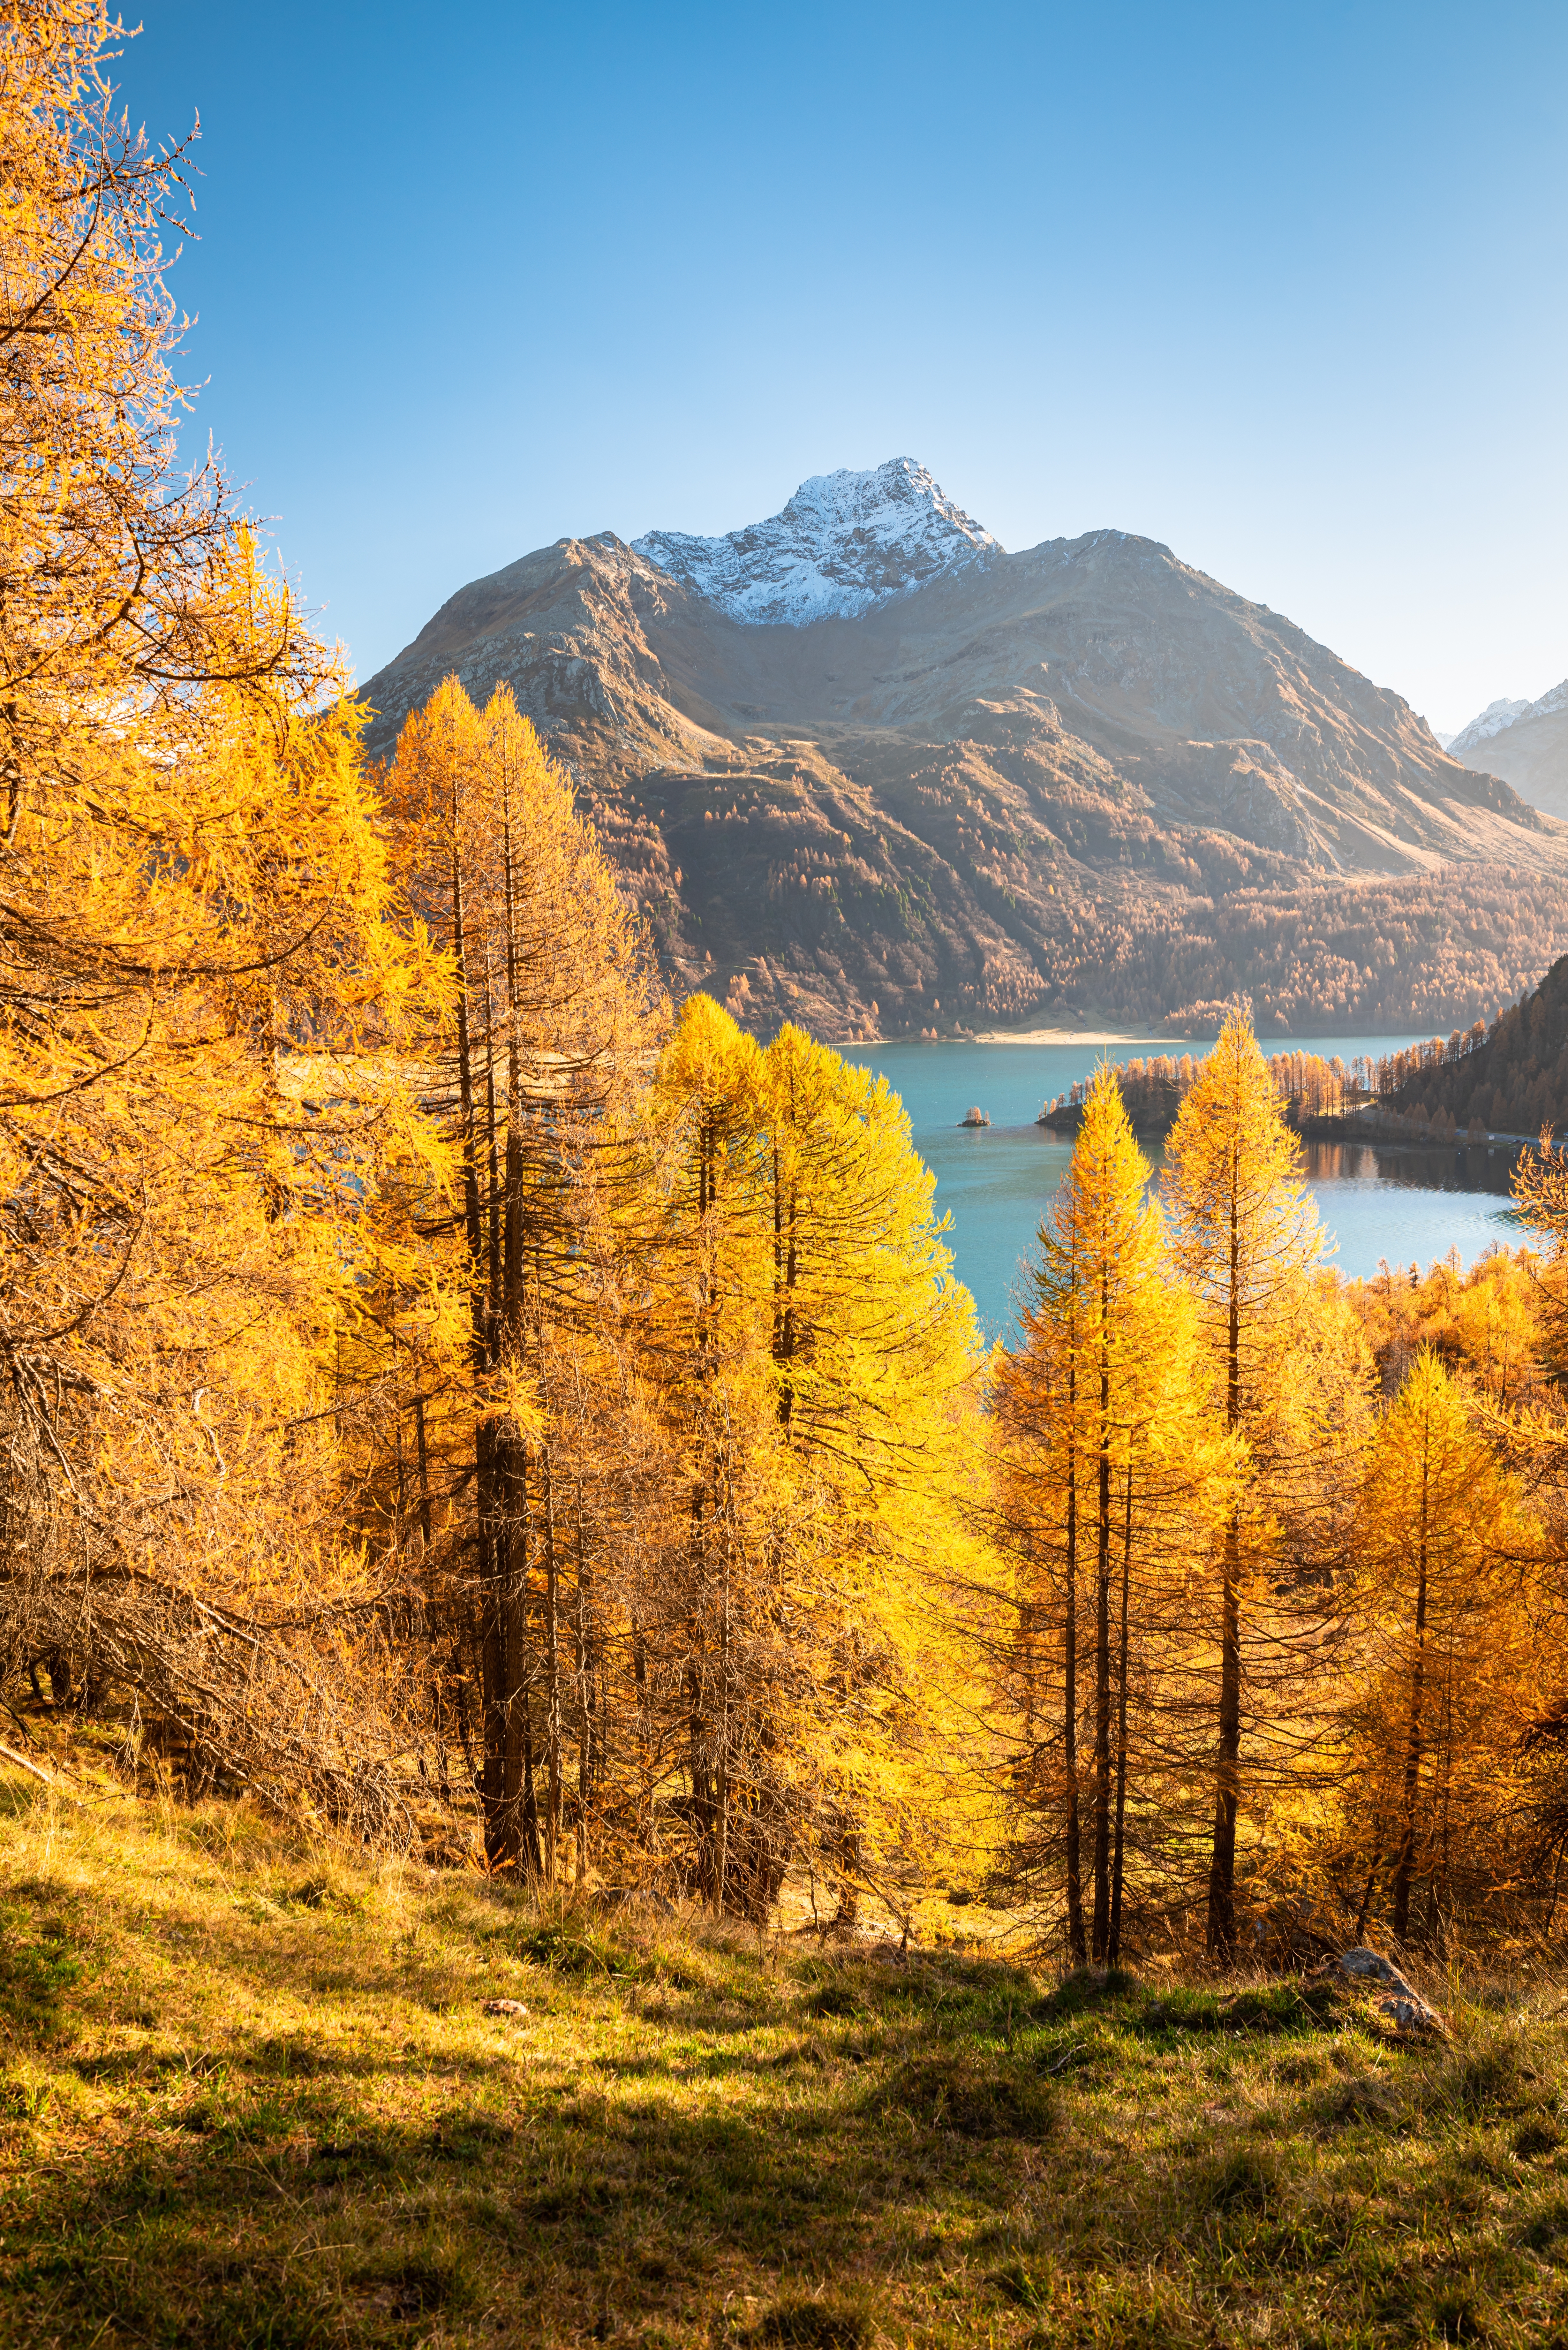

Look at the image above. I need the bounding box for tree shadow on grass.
[7,2005,1059,2348]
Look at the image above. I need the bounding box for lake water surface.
[842,1036,1526,1338]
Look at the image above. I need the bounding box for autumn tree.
[1161,1012,1367,1959]
[385,675,665,1873]
[755,1022,983,1922]
[628,1004,987,1920]
[996,1066,1223,1963]
[1347,1349,1539,1942]
[0,0,451,1819]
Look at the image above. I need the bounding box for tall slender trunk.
[715,1543,730,1920]
[1434,1665,1455,1944]
[691,1108,730,1910]
[414,1389,434,1553]
[412,1382,448,1798]
[574,1496,592,1889]
[1064,1352,1086,1964]
[1391,1428,1431,1941]
[1109,1453,1133,1966]
[477,1418,512,1867]
[489,755,550,1879]
[451,836,485,1313]
[1091,1329,1112,1963]
[541,1429,562,1881]
[497,1426,526,1865]
[452,832,516,1861]
[483,958,502,1337]
[1208,1143,1243,1961]
[772,1142,799,1429]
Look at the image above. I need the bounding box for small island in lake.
[960,1106,991,1127]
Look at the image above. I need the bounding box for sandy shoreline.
[967,1028,1177,1047]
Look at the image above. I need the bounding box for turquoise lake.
[841,1035,1526,1340]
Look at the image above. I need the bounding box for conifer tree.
[1349,1349,1538,1940]
[754,1023,983,1922]
[1162,1012,1347,1959]
[997,1066,1220,1962]
[643,994,777,1914]
[0,1,448,1815]
[386,676,665,1872]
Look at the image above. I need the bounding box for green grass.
[3,1772,1568,2347]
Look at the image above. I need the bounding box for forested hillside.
[1048,957,1568,1148]
[1379,952,1568,1134]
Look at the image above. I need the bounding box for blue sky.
[117,2,1566,735]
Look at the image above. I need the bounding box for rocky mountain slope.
[362,464,1568,1041]
[1450,679,1568,824]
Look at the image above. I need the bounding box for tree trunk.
[773,1150,798,1429]
[1091,1342,1112,1963]
[1208,1512,1242,1960]
[715,1548,730,1919]
[1207,1156,1243,1962]
[477,1419,513,1869]
[537,1391,561,1884]
[574,1497,592,1890]
[1391,1435,1430,1941]
[1064,1357,1086,1965]
[497,1422,540,1877]
[1109,1455,1133,1966]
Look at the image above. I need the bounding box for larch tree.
[641,993,787,1916]
[754,1022,984,1926]
[385,675,666,1876]
[1161,1011,1362,1960]
[1349,1348,1539,1942]
[996,1065,1223,1964]
[0,0,448,1822]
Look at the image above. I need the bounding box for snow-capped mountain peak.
[1451,681,1568,754]
[633,458,1001,626]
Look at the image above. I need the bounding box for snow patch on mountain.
[634,458,1002,626]
[1451,682,1568,754]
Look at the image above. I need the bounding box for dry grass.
[4,1765,1568,2348]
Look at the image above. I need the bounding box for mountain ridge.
[1449,677,1568,824]
[1452,694,1537,752]
[363,465,1568,1042]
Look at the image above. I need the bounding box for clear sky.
[117,1,1566,738]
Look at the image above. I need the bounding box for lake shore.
[968,1026,1174,1046]
[844,1034,1521,1329]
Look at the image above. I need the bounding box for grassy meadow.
[4,1765,1568,2348]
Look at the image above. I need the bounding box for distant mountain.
[1450,680,1568,823]
[362,463,1568,1042]
[1451,696,1537,752]
[635,459,1000,625]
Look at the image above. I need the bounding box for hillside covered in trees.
[14,0,1568,1989]
[1047,965,1568,1149]
[1378,952,1568,1136]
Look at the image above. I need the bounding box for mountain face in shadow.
[361,464,1568,1042]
